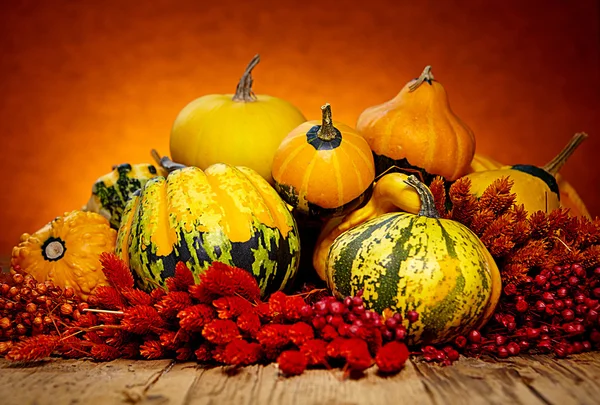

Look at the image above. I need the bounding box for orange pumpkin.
[356,66,475,181]
[272,103,375,219]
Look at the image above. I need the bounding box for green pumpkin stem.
[232,54,260,102]
[404,175,440,219]
[150,149,186,173]
[542,132,588,176]
[408,65,435,92]
[317,103,338,141]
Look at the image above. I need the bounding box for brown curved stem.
[408,65,435,92]
[232,54,260,102]
[404,175,440,218]
[542,132,588,175]
[150,149,186,173]
[317,103,338,141]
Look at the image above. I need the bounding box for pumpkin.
[169,54,306,183]
[356,66,475,181]
[322,176,501,345]
[272,103,375,219]
[84,163,162,228]
[11,210,117,300]
[463,133,588,216]
[313,171,423,281]
[469,150,591,218]
[116,154,301,297]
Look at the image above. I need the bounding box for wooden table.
[1,352,599,405]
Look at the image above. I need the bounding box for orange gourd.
[356,66,475,181]
[272,103,375,218]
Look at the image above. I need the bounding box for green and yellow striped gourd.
[85,163,162,228]
[322,175,501,345]
[116,154,301,297]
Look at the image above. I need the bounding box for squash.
[356,66,475,181]
[322,176,501,345]
[463,132,588,215]
[272,103,375,219]
[313,172,423,281]
[11,210,117,300]
[116,152,301,297]
[169,54,306,183]
[84,163,162,228]
[469,152,591,218]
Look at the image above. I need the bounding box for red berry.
[526,328,540,340]
[542,292,554,303]
[351,296,363,307]
[343,297,352,307]
[554,300,565,311]
[593,288,600,299]
[423,346,436,354]
[554,345,569,358]
[572,342,584,354]
[518,340,530,351]
[314,300,328,315]
[564,299,574,308]
[329,315,344,327]
[312,316,327,330]
[406,311,419,323]
[582,341,592,351]
[394,327,406,341]
[385,317,398,329]
[572,264,586,278]
[504,283,518,296]
[534,274,547,286]
[534,300,546,312]
[507,322,517,332]
[446,350,460,361]
[329,301,345,315]
[590,330,600,343]
[495,335,507,346]
[382,329,394,341]
[454,336,467,349]
[353,305,365,315]
[516,301,529,312]
[557,287,569,298]
[468,330,482,343]
[586,309,599,325]
[575,292,586,304]
[537,340,552,352]
[496,346,509,358]
[300,305,313,318]
[507,342,521,356]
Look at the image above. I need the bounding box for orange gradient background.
[1,0,599,256]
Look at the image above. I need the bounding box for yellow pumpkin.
[356,66,475,181]
[272,103,375,219]
[464,133,589,216]
[169,54,306,183]
[11,210,117,300]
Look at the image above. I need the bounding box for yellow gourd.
[11,210,117,300]
[169,54,306,183]
[463,133,588,215]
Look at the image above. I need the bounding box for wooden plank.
[0,358,174,405]
[0,353,599,405]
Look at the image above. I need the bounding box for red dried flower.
[277,350,307,376]
[213,296,253,319]
[202,319,241,345]
[6,335,59,361]
[121,305,165,334]
[478,177,515,216]
[284,295,307,321]
[236,312,262,337]
[120,342,140,359]
[300,339,328,366]
[320,324,339,341]
[56,337,89,359]
[212,345,228,363]
[194,344,213,362]
[375,341,409,373]
[160,330,190,350]
[257,324,290,350]
[176,344,194,361]
[156,291,193,319]
[178,304,215,332]
[198,262,261,302]
[188,284,214,304]
[288,322,314,346]
[268,291,288,321]
[150,287,167,303]
[99,252,134,290]
[222,339,262,366]
[122,288,153,306]
[326,337,347,359]
[255,302,273,322]
[429,176,448,218]
[340,338,373,372]
[166,262,196,292]
[140,340,165,359]
[91,343,121,361]
[92,286,126,310]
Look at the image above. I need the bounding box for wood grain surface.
[1,353,599,405]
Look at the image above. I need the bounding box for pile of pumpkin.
[10,55,592,347]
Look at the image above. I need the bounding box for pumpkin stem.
[317,103,338,141]
[150,149,186,173]
[542,132,588,175]
[404,175,440,218]
[232,54,260,102]
[408,66,435,92]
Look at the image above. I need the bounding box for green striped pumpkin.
[115,163,301,297]
[85,163,160,229]
[324,176,501,345]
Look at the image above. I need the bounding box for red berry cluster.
[0,267,83,356]
[452,264,599,359]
